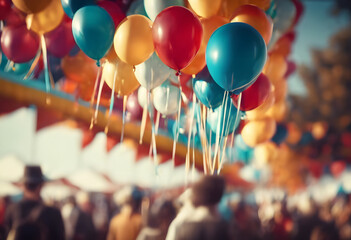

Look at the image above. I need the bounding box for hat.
[21,165,45,184]
[191,175,226,207]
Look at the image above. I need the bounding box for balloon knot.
[96,60,101,67]
[133,65,136,72]
[175,71,181,77]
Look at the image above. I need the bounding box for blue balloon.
[61,0,96,18]
[207,97,243,137]
[271,123,288,145]
[192,66,225,109]
[72,6,115,61]
[127,0,148,17]
[206,22,267,92]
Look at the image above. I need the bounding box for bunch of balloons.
[0,0,302,177]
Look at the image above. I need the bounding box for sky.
[0,0,350,193]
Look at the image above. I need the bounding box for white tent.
[0,181,21,196]
[0,154,24,182]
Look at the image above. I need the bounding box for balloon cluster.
[0,0,302,181]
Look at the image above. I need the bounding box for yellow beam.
[0,77,204,168]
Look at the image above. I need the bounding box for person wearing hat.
[4,165,65,240]
[166,175,231,240]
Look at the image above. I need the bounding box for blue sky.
[288,0,349,95]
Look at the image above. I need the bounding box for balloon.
[27,0,64,34]
[263,53,287,84]
[286,122,302,145]
[272,79,287,102]
[126,91,143,121]
[3,7,26,26]
[98,0,125,29]
[72,6,115,61]
[231,4,273,45]
[144,0,184,21]
[134,52,171,90]
[152,6,202,71]
[182,16,228,75]
[271,123,288,145]
[218,0,245,19]
[245,87,275,120]
[246,0,271,10]
[61,0,96,19]
[114,14,154,66]
[192,66,225,109]
[241,117,276,147]
[266,100,287,122]
[231,73,271,111]
[102,58,140,96]
[254,141,278,166]
[284,60,296,78]
[12,0,51,14]
[231,134,254,164]
[152,81,180,116]
[61,51,98,83]
[274,0,296,34]
[330,161,346,178]
[206,22,267,92]
[188,0,221,18]
[1,25,40,63]
[137,86,149,108]
[45,16,76,58]
[127,0,147,16]
[265,0,277,19]
[0,0,11,20]
[207,97,243,137]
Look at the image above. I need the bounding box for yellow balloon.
[266,100,287,122]
[272,79,288,103]
[218,0,245,19]
[241,117,276,147]
[27,0,64,34]
[254,141,278,166]
[263,53,287,85]
[114,15,154,66]
[13,0,51,14]
[188,0,222,18]
[182,16,228,75]
[246,0,271,10]
[102,59,140,96]
[245,87,275,120]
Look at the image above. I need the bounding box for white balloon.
[134,52,171,90]
[152,82,180,115]
[144,0,185,22]
[137,86,149,108]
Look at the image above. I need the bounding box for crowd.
[0,165,351,240]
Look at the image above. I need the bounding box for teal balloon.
[12,62,31,75]
[192,66,225,109]
[266,0,277,19]
[207,97,243,137]
[61,0,96,19]
[127,0,147,17]
[206,22,267,92]
[144,0,184,21]
[72,6,115,61]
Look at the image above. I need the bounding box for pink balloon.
[0,0,11,20]
[1,25,40,63]
[126,91,143,121]
[45,16,76,58]
[98,0,125,29]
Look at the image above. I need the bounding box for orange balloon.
[231,4,273,44]
[286,122,302,145]
[13,0,51,14]
[62,51,98,83]
[218,0,245,19]
[241,117,277,147]
[266,100,287,122]
[254,141,278,166]
[114,15,154,66]
[182,16,228,75]
[188,0,222,18]
[272,78,288,102]
[246,0,271,10]
[263,53,287,84]
[245,86,275,120]
[27,0,64,34]
[102,59,140,96]
[104,46,119,62]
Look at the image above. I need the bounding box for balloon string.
[186,92,196,178]
[120,95,127,142]
[4,60,14,72]
[172,81,182,165]
[105,70,117,134]
[147,91,158,174]
[23,48,41,80]
[202,105,211,173]
[192,115,196,181]
[140,105,148,144]
[91,65,104,128]
[40,35,51,105]
[0,20,3,31]
[194,100,207,174]
[155,111,160,135]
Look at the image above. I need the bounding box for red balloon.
[1,25,40,63]
[126,91,143,121]
[284,60,296,78]
[231,73,271,111]
[4,7,26,27]
[152,6,203,71]
[45,16,76,58]
[0,0,11,20]
[330,161,346,178]
[98,0,125,29]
